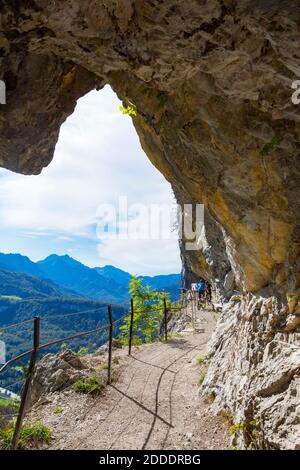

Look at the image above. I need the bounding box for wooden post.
[128,298,134,356]
[11,316,40,450]
[107,305,113,385]
[163,298,168,342]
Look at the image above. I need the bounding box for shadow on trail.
[141,340,207,450]
[110,384,174,428]
[130,355,177,374]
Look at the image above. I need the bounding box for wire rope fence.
[0,297,185,449]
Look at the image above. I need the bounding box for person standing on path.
[205,282,212,307]
[197,279,206,302]
[191,282,198,303]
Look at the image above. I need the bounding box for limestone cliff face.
[203,294,300,449]
[1,0,300,448]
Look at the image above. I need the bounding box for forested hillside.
[0,253,181,303]
[0,269,75,300]
[0,295,126,394]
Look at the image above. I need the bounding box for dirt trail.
[28,307,231,450]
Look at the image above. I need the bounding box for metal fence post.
[11,316,40,450]
[107,305,113,384]
[128,299,134,356]
[163,298,168,342]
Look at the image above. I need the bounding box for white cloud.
[0,86,181,275]
[97,239,181,275]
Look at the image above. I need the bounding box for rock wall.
[203,294,300,449]
[0,0,300,449]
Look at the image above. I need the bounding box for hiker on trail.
[205,283,212,305]
[181,287,189,307]
[197,279,206,301]
[191,282,198,301]
[191,282,198,293]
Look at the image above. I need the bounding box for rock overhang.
[1,0,300,297]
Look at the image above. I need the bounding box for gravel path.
[28,307,231,450]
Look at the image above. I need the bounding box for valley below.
[0,252,181,394]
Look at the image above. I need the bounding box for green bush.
[76,347,89,356]
[73,375,105,395]
[0,423,51,449]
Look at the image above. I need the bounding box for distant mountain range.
[0,252,181,392]
[0,252,181,304]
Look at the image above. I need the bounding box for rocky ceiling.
[1,0,300,298]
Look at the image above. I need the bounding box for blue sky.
[0,86,181,275]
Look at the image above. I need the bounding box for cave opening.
[0,85,181,279]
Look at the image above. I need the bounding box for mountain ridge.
[0,252,181,303]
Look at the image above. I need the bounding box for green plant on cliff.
[230,418,259,449]
[119,276,171,345]
[198,373,206,386]
[230,420,246,436]
[74,375,105,395]
[196,355,205,365]
[73,375,105,395]
[119,104,137,117]
[260,135,282,156]
[75,347,89,356]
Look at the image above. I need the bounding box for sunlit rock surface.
[0,0,299,448]
[203,295,300,449]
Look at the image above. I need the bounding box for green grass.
[198,373,206,385]
[53,406,64,415]
[196,355,205,365]
[73,375,105,395]
[0,423,51,449]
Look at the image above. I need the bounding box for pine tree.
[119,276,171,345]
